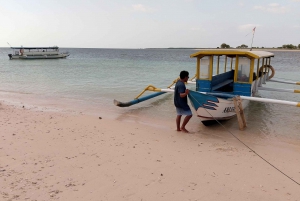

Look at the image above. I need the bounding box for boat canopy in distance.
[10,46,59,50]
[190,50,274,59]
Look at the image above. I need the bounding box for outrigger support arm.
[258,87,300,93]
[189,74,197,81]
[268,79,300,85]
[204,92,300,107]
[114,85,174,107]
[240,96,300,107]
[135,85,162,99]
[114,78,197,107]
[114,92,166,107]
[167,75,197,89]
[167,78,180,89]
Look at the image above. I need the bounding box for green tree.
[220,43,230,48]
[298,44,300,49]
[282,44,297,49]
[237,44,248,48]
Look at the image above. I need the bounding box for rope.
[189,93,300,186]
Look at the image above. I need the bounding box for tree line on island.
[220,43,300,49]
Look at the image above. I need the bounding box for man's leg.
[181,115,192,133]
[176,115,182,131]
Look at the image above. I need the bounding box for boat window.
[224,56,235,73]
[211,56,235,75]
[237,57,250,82]
[200,57,210,79]
[212,56,220,75]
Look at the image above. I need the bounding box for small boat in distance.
[8,46,69,60]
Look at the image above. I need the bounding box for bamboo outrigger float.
[114,49,300,126]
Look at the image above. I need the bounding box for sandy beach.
[1,102,300,201]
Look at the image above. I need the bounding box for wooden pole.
[233,96,247,130]
[250,27,256,51]
[217,56,220,75]
[224,56,227,72]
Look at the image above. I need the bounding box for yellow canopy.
[190,49,274,59]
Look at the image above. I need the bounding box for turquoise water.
[1,48,300,140]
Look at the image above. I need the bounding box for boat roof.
[11,47,59,50]
[190,49,274,59]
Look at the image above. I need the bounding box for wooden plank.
[233,96,247,130]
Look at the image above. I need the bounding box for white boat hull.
[195,98,249,121]
[9,53,69,59]
[8,46,70,60]
[188,91,250,123]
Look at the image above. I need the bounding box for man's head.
[180,70,189,81]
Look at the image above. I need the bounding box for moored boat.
[114,49,300,126]
[8,46,69,60]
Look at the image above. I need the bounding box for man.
[174,70,192,133]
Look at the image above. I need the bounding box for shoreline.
[1,101,300,200]
[1,89,300,142]
[2,90,300,143]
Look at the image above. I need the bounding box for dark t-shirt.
[174,80,190,110]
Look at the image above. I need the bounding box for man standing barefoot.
[174,71,192,133]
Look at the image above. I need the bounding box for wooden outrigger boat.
[8,46,69,60]
[114,49,300,126]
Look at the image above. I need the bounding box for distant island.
[162,43,300,50]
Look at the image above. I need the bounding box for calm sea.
[1,48,300,141]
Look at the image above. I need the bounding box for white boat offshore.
[8,46,69,60]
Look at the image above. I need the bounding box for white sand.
[0,102,299,201]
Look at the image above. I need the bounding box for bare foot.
[181,128,189,133]
[176,129,181,132]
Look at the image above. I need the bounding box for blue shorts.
[176,107,192,116]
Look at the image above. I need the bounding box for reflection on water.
[244,101,272,135]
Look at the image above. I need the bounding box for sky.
[0,0,300,48]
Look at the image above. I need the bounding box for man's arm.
[180,89,189,98]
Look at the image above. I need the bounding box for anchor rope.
[189,93,300,186]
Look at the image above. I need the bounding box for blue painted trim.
[196,80,211,92]
[233,83,251,96]
[188,90,219,111]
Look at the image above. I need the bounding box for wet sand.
[0,102,300,201]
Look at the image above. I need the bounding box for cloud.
[254,3,289,13]
[291,0,300,2]
[239,1,245,6]
[238,24,259,31]
[132,4,155,13]
[191,27,201,31]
